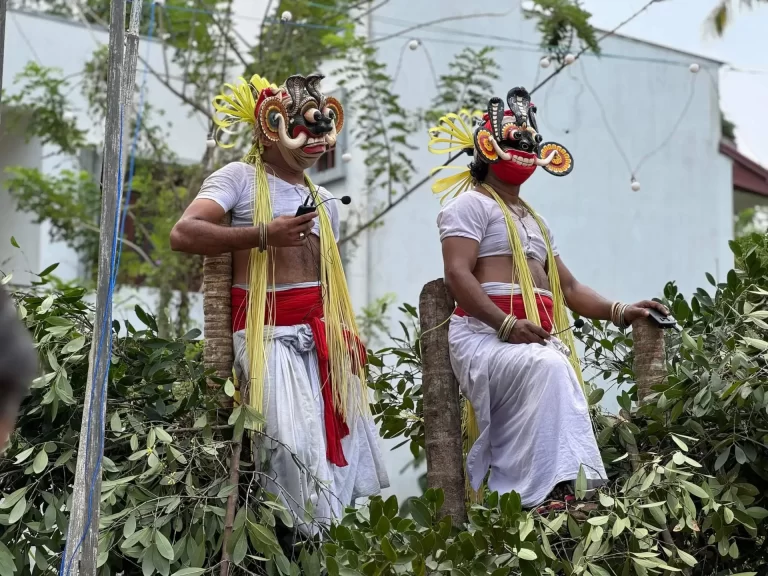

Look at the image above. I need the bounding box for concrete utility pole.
[0,0,8,126]
[63,1,142,574]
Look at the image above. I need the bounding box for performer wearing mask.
[0,287,37,453]
[427,88,667,510]
[171,74,389,533]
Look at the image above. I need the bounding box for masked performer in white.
[171,74,389,533]
[427,88,668,510]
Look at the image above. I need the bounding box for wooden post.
[632,318,666,403]
[419,279,467,527]
[63,0,125,573]
[203,215,233,385]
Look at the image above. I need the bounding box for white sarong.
[233,283,390,535]
[449,282,606,508]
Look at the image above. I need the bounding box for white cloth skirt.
[449,283,606,508]
[232,285,389,535]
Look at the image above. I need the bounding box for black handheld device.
[647,308,676,329]
[295,194,352,217]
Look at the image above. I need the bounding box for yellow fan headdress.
[427,109,482,203]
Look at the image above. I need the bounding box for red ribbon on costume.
[231,286,363,468]
[455,293,555,333]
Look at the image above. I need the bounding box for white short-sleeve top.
[437,190,558,265]
[196,161,340,241]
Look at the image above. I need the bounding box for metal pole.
[63,0,125,573]
[0,0,8,126]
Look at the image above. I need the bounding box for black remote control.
[647,308,676,329]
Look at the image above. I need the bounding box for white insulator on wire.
[408,39,420,51]
[281,10,293,22]
[631,179,641,192]
[206,138,216,149]
[689,63,700,74]
[342,152,352,163]
[564,53,576,65]
[540,56,551,69]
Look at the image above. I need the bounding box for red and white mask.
[473,87,573,185]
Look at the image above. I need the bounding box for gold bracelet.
[498,314,518,342]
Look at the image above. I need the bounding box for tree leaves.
[32,449,49,474]
[154,531,175,561]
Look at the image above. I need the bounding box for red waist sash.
[231,286,360,467]
[455,293,555,333]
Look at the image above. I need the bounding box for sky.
[228,0,767,165]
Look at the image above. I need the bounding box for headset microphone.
[296,195,352,216]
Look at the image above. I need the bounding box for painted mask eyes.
[502,124,520,141]
[303,107,322,123]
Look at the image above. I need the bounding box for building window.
[308,89,346,186]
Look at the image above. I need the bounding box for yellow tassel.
[305,175,369,419]
[480,183,586,393]
[431,166,474,203]
[462,399,483,503]
[525,203,585,389]
[427,110,483,156]
[244,156,273,430]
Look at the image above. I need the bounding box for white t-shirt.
[197,161,340,241]
[437,190,558,265]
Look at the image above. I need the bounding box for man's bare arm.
[442,237,509,332]
[170,199,259,256]
[170,199,318,256]
[556,256,668,324]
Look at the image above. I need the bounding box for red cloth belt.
[455,293,555,333]
[231,286,362,468]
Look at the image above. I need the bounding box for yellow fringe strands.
[243,156,273,428]
[305,175,369,418]
[463,400,483,504]
[480,183,585,389]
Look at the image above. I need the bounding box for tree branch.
[79,220,157,267]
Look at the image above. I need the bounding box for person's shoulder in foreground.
[0,287,38,446]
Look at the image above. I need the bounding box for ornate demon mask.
[212,73,344,171]
[474,87,573,185]
[427,86,574,201]
[255,74,344,162]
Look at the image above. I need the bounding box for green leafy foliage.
[365,238,768,575]
[425,47,500,125]
[0,283,316,576]
[527,0,601,57]
[4,62,86,154]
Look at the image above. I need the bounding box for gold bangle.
[498,314,518,342]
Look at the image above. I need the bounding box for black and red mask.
[473,87,573,185]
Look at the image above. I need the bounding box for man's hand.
[507,319,551,345]
[624,300,670,326]
[266,212,317,247]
